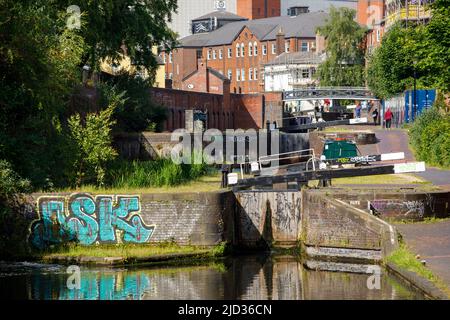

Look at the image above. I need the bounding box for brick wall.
[29,191,236,248]
[150,87,283,131]
[302,191,396,255]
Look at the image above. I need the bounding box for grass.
[41,242,222,260]
[386,243,450,297]
[308,173,430,186]
[394,217,450,225]
[55,174,224,194]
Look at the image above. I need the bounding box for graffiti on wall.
[30,194,155,249]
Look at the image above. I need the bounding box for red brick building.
[357,0,386,55]
[237,0,281,20]
[163,10,328,95]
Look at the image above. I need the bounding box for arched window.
[248,42,253,56]
[240,43,245,57]
[236,44,240,57]
[253,42,258,56]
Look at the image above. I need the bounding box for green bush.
[409,106,450,168]
[0,160,32,258]
[67,104,119,187]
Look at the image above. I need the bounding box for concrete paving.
[395,221,450,290]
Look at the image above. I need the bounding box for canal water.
[0,255,425,300]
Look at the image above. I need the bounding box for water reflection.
[0,255,425,300]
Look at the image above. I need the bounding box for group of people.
[355,101,394,129]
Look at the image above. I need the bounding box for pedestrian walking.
[372,108,379,125]
[385,108,393,129]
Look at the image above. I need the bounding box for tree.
[366,24,421,99]
[366,0,450,98]
[64,0,178,81]
[0,0,178,189]
[316,7,367,87]
[420,0,450,93]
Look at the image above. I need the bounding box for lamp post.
[413,60,417,121]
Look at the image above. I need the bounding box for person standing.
[355,103,362,118]
[372,108,379,125]
[385,108,393,129]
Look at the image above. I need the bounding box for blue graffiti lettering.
[30,194,155,249]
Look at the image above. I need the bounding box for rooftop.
[192,11,247,22]
[178,11,329,48]
[265,51,324,66]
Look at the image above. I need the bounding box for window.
[376,29,381,42]
[272,44,276,54]
[241,68,245,81]
[301,42,309,52]
[254,68,258,80]
[163,53,166,63]
[249,42,253,56]
[249,68,253,80]
[169,52,173,63]
[262,44,267,55]
[207,50,211,60]
[168,73,173,79]
[219,49,223,59]
[285,41,290,53]
[212,50,217,60]
[253,42,258,56]
[227,69,232,80]
[236,69,240,81]
[240,43,245,57]
[236,44,240,57]
[228,48,232,58]
[302,69,310,79]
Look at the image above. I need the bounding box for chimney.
[276,27,285,56]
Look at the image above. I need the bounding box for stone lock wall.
[301,191,398,261]
[234,191,302,247]
[329,189,450,222]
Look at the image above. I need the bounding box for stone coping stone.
[42,251,213,267]
[306,246,382,264]
[386,262,449,300]
[304,260,378,274]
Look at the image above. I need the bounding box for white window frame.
[207,50,211,60]
[301,42,309,52]
[249,68,253,80]
[169,52,173,63]
[236,44,240,58]
[271,44,276,54]
[262,44,267,55]
[241,68,245,81]
[240,43,245,57]
[236,69,241,81]
[227,69,232,80]
[228,48,232,58]
[254,68,258,80]
[212,50,217,60]
[219,49,223,59]
[253,42,258,56]
[285,41,290,53]
[249,42,253,56]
